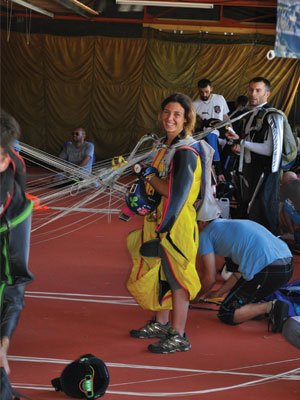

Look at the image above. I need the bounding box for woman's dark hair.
[0,109,20,155]
[160,93,196,135]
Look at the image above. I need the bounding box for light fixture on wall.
[93,0,107,12]
[118,4,144,11]
[116,1,214,9]
[11,0,54,17]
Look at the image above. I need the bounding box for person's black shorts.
[218,260,294,325]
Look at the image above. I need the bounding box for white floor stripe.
[24,291,138,306]
[26,291,133,298]
[10,356,300,396]
[25,294,138,305]
[9,355,300,380]
[11,367,300,397]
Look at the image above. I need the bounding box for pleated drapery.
[1,30,300,160]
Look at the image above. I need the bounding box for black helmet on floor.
[51,354,109,399]
[216,181,235,200]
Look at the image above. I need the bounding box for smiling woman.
[161,102,186,142]
[126,93,203,354]
[160,94,195,146]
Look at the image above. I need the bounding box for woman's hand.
[0,337,10,375]
[140,166,159,182]
[206,290,221,299]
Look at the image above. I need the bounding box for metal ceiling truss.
[0,0,277,31]
[53,0,99,18]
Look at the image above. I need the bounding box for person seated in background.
[195,217,293,333]
[59,128,94,174]
[280,171,300,242]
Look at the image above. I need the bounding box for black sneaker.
[148,328,191,354]
[130,318,171,339]
[268,300,289,333]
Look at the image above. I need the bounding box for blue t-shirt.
[198,219,292,280]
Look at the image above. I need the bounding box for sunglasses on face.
[72,132,81,136]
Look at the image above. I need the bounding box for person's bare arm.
[146,176,169,198]
[192,253,217,303]
[79,155,92,167]
[208,272,241,298]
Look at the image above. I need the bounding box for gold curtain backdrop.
[1,30,300,160]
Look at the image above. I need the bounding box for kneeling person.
[197,218,293,332]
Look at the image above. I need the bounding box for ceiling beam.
[213,0,276,6]
[11,0,54,17]
[116,0,277,8]
[53,0,99,19]
[116,1,214,8]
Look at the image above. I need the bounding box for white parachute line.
[30,188,126,240]
[23,131,183,239]
[48,206,120,213]
[30,185,126,219]
[32,181,127,212]
[22,136,149,236]
[192,107,259,141]
[21,143,74,170]
[30,210,112,244]
[17,135,155,240]
[35,191,123,218]
[31,186,107,232]
[8,354,300,371]
[9,365,300,397]
[23,139,153,196]
[7,355,300,395]
[24,108,255,193]
[31,209,105,240]
[20,134,163,238]
[21,144,98,184]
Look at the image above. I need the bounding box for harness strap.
[0,201,33,234]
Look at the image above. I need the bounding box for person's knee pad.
[217,304,237,325]
[283,316,300,349]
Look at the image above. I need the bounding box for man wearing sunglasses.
[59,128,95,174]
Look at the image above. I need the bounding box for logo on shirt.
[214,106,221,114]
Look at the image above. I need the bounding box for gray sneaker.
[148,328,191,354]
[130,318,171,339]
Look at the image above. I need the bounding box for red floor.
[8,198,300,399]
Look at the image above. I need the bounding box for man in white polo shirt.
[193,78,230,123]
